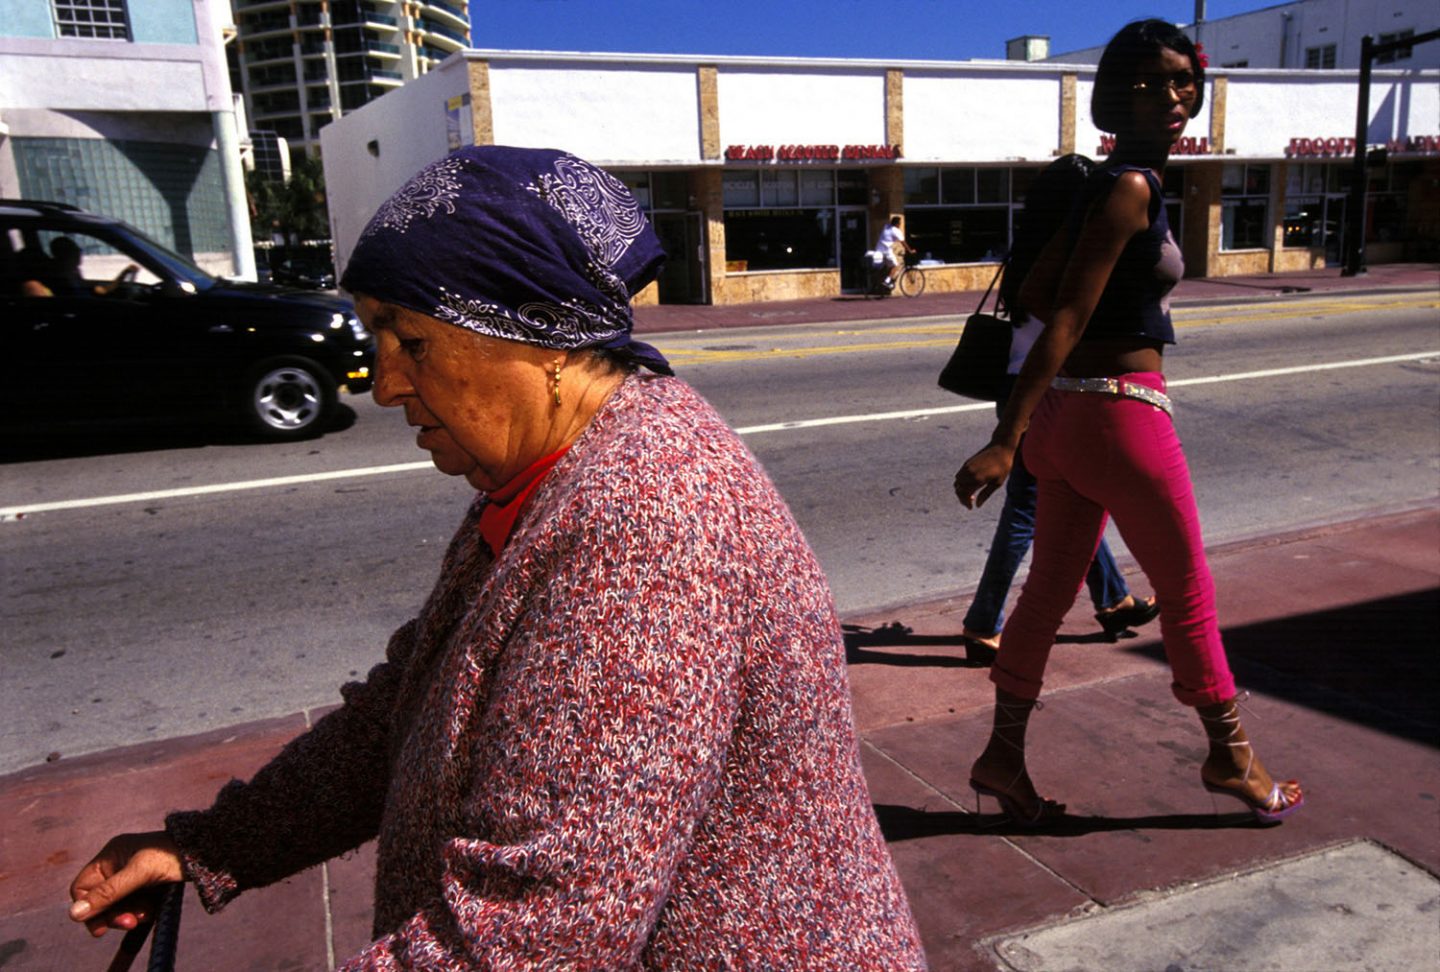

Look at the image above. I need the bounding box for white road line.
[1,462,432,518]
[4,351,1436,519]
[733,350,1438,434]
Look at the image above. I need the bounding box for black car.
[271,254,337,290]
[1,200,374,441]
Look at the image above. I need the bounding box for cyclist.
[874,216,914,290]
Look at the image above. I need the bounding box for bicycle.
[863,250,927,298]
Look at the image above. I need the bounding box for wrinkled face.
[1127,47,1197,149]
[357,294,553,491]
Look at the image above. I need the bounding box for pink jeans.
[991,372,1237,707]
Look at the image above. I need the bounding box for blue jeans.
[962,380,1130,636]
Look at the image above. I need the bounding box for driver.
[22,236,139,297]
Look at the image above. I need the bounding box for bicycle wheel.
[899,266,926,297]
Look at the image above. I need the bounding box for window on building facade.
[1221,163,1271,250]
[53,0,131,40]
[1304,44,1337,69]
[1376,29,1414,64]
[1365,162,1413,245]
[12,137,231,260]
[1282,162,1333,248]
[722,170,837,272]
[616,171,689,213]
[903,166,1013,263]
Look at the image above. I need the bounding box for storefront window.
[1283,163,1331,248]
[836,169,867,206]
[904,168,940,205]
[722,167,874,273]
[762,170,799,206]
[616,170,690,212]
[651,171,688,210]
[903,166,1015,263]
[1221,163,1270,250]
[723,207,835,271]
[905,207,1008,263]
[617,172,651,210]
[723,171,760,207]
[1365,163,1411,244]
[800,169,834,206]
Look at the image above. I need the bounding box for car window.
[36,229,162,288]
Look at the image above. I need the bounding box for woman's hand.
[954,443,1015,509]
[68,831,184,937]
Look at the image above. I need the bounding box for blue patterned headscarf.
[341,145,671,375]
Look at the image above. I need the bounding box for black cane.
[104,882,183,972]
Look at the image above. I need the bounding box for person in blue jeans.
[961,318,1158,661]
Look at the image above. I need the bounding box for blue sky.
[470,0,1285,60]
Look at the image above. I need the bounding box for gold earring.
[552,357,563,406]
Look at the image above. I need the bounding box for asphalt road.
[2,291,1436,773]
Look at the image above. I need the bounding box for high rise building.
[231,0,471,159]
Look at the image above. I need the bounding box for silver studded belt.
[1051,376,1174,417]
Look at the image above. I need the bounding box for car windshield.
[110,221,219,291]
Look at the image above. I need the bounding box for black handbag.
[937,263,1012,402]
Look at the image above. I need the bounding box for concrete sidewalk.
[3,261,1436,968]
[632,261,1438,334]
[3,506,1436,969]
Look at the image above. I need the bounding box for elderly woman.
[69,147,927,969]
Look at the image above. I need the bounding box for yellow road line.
[654,294,1439,365]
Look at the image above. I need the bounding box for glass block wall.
[12,137,231,259]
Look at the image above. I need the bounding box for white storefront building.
[321,49,1438,305]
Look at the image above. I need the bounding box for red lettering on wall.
[724,143,899,162]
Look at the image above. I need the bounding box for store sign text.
[1097,135,1211,155]
[724,143,902,162]
[1286,134,1440,157]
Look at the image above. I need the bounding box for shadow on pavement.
[1124,588,1440,748]
[0,404,358,462]
[874,803,1262,840]
[841,618,1134,667]
[842,622,986,668]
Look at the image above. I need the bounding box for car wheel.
[244,358,336,439]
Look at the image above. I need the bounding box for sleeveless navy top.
[1071,164,1183,345]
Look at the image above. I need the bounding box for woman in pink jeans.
[953,19,1303,826]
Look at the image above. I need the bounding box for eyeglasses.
[1131,72,1198,100]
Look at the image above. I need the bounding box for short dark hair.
[1091,19,1205,134]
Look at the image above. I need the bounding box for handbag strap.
[973,260,1007,316]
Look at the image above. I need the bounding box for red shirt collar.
[478,446,571,557]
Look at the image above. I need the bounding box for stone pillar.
[1209,75,1227,154]
[1185,162,1222,278]
[698,65,720,161]
[692,167,727,304]
[1268,160,1285,271]
[1060,73,1077,155]
[873,68,906,234]
[870,165,904,234]
[885,68,904,149]
[469,58,493,145]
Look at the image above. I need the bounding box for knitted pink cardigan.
[167,375,927,969]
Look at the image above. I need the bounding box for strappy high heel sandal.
[1199,697,1304,826]
[1095,595,1160,641]
[969,699,1066,827]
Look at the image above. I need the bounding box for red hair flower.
[1194,42,1209,68]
